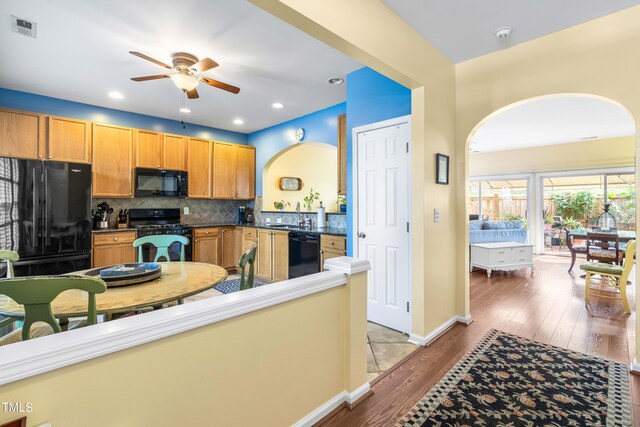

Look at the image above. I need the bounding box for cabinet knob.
[113,237,118,241]
[205,231,209,234]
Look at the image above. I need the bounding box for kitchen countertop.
[248,223,347,237]
[92,223,347,237]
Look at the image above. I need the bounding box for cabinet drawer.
[93,232,137,246]
[512,246,533,264]
[321,235,346,251]
[194,227,220,238]
[489,248,511,266]
[243,227,257,238]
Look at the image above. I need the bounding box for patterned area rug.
[398,329,631,426]
[213,278,266,294]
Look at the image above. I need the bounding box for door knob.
[357,232,366,238]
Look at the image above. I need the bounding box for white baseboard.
[408,315,472,346]
[630,359,640,374]
[292,383,370,427]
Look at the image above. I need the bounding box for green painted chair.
[238,246,257,291]
[0,250,19,278]
[133,235,190,262]
[0,276,107,343]
[0,251,20,330]
[580,239,636,314]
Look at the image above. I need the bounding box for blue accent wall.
[0,88,247,144]
[247,102,346,195]
[345,67,411,255]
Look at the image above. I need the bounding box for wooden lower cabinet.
[320,235,346,270]
[92,232,137,268]
[233,227,243,267]
[193,228,221,265]
[221,227,237,269]
[256,229,289,281]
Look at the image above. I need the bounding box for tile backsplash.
[93,198,251,227]
[253,196,346,229]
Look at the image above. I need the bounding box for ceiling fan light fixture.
[170,73,199,91]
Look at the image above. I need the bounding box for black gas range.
[129,208,193,261]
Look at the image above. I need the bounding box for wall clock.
[295,128,305,141]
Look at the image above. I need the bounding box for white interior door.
[356,122,410,333]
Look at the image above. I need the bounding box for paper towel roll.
[317,202,326,228]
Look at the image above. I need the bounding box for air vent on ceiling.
[11,15,37,38]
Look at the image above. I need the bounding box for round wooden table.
[0,262,228,319]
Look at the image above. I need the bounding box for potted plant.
[303,188,320,211]
[273,200,290,211]
[337,194,346,213]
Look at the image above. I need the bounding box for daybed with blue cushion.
[469,220,528,244]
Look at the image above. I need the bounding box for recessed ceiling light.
[179,107,191,113]
[233,119,244,125]
[581,135,598,140]
[108,91,124,99]
[495,26,512,39]
[327,77,344,85]
[272,102,285,109]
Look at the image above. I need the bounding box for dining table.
[567,228,636,271]
[0,262,228,322]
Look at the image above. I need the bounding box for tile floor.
[367,322,418,382]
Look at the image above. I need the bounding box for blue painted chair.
[133,235,190,262]
[238,246,257,291]
[0,276,107,344]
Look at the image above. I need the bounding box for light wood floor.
[319,255,639,426]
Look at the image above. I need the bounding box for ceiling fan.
[129,51,240,99]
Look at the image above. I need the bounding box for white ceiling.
[382,0,640,63]
[470,96,636,153]
[0,0,361,133]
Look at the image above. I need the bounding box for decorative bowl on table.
[83,263,162,287]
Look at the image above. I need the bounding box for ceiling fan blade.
[199,77,240,94]
[186,88,199,99]
[190,58,219,74]
[131,74,170,82]
[129,51,172,69]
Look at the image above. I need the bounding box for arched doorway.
[463,92,637,340]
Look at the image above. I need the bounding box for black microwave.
[134,168,188,197]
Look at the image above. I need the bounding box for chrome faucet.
[296,202,303,227]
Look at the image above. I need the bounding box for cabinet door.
[194,236,221,265]
[212,141,237,199]
[163,134,187,171]
[47,116,91,163]
[0,109,44,160]
[233,228,243,267]
[256,229,272,279]
[320,248,344,270]
[337,114,346,195]
[93,244,136,268]
[221,228,236,269]
[272,231,289,281]
[92,123,133,197]
[135,129,162,169]
[235,145,255,199]
[187,138,211,198]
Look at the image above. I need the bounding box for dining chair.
[565,229,588,272]
[580,240,635,314]
[133,235,190,262]
[0,250,20,330]
[586,232,624,265]
[0,276,107,344]
[238,246,257,291]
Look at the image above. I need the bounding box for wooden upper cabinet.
[0,108,45,160]
[47,116,91,164]
[187,138,211,198]
[92,123,134,198]
[163,134,188,171]
[135,129,162,169]
[236,145,256,199]
[337,114,346,195]
[212,141,237,199]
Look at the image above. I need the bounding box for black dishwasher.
[289,232,320,278]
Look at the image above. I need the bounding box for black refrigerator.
[0,158,92,276]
